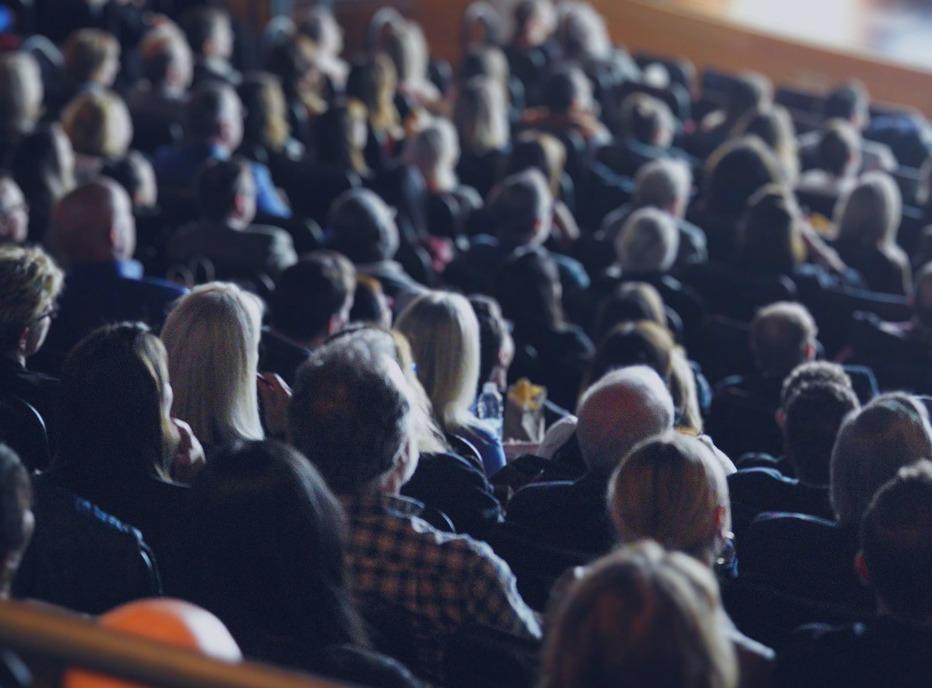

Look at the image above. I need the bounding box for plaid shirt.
[343,494,541,641]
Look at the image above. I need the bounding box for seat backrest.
[0,395,50,471]
[680,262,797,322]
[848,313,932,393]
[808,285,910,357]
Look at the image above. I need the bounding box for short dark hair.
[780,360,853,409]
[183,7,230,56]
[271,251,355,341]
[196,158,251,222]
[469,294,508,387]
[328,189,399,263]
[817,120,859,176]
[824,81,868,122]
[783,381,859,486]
[543,67,584,114]
[703,136,782,218]
[287,345,410,495]
[0,444,30,562]
[725,73,771,121]
[187,82,236,141]
[488,170,549,246]
[101,151,152,206]
[860,461,932,623]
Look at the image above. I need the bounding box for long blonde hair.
[395,291,482,437]
[161,282,265,447]
[835,171,902,250]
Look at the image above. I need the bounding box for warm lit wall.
[410,0,932,116]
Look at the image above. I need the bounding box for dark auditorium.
[0,0,931,685]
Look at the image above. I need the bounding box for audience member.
[53,29,121,117]
[0,52,43,168]
[10,124,76,244]
[732,105,799,183]
[166,158,296,278]
[540,541,739,688]
[0,445,32,599]
[161,282,289,451]
[396,291,506,476]
[468,294,514,394]
[328,188,424,305]
[183,6,240,87]
[609,433,775,685]
[40,180,185,372]
[262,251,355,384]
[0,245,63,447]
[709,302,818,458]
[507,366,674,554]
[833,171,910,295]
[180,440,419,687]
[796,119,861,199]
[691,72,771,159]
[127,24,194,136]
[60,90,134,183]
[776,461,932,687]
[454,75,511,198]
[287,342,540,677]
[152,82,290,218]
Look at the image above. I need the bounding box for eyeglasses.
[30,305,59,324]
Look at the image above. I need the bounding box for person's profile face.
[0,181,28,244]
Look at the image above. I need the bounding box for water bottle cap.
[482,382,499,394]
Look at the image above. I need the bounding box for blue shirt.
[152,142,291,219]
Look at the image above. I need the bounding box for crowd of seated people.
[0,0,931,686]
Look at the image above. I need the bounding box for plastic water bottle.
[477,382,504,439]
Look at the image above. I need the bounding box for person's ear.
[326,312,346,336]
[854,550,871,587]
[713,504,728,535]
[803,341,817,362]
[232,192,247,219]
[775,408,786,429]
[16,326,30,354]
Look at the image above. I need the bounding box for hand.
[258,373,292,439]
[170,418,205,484]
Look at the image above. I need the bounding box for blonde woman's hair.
[63,29,120,84]
[454,76,510,154]
[395,291,483,437]
[161,282,265,448]
[609,432,731,565]
[404,118,460,192]
[835,171,902,249]
[0,52,43,135]
[615,207,680,274]
[62,90,133,159]
[0,245,63,352]
[540,540,738,688]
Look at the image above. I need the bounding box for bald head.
[576,365,675,476]
[63,598,241,688]
[52,179,136,265]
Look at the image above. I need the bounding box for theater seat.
[0,395,50,472]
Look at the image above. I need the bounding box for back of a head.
[738,185,805,273]
[540,540,737,688]
[703,136,781,218]
[620,93,673,145]
[506,131,565,194]
[56,323,170,480]
[725,72,771,123]
[489,169,551,247]
[749,302,817,379]
[196,157,252,224]
[288,344,411,495]
[0,52,42,135]
[64,29,119,86]
[817,119,860,176]
[62,90,133,160]
[610,433,730,564]
[454,75,509,154]
[831,394,932,526]
[615,207,679,274]
[183,6,231,58]
[588,321,674,392]
[328,189,400,264]
[51,179,134,266]
[780,360,853,409]
[824,81,868,123]
[271,251,355,343]
[860,461,932,624]
[543,66,588,114]
[184,440,363,651]
[783,381,860,487]
[139,26,192,88]
[0,245,63,356]
[0,444,31,571]
[395,291,481,433]
[468,294,510,388]
[63,598,241,688]
[404,118,459,190]
[593,281,668,342]
[633,158,691,213]
[161,283,264,448]
[187,82,238,142]
[576,365,675,476]
[835,171,901,249]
